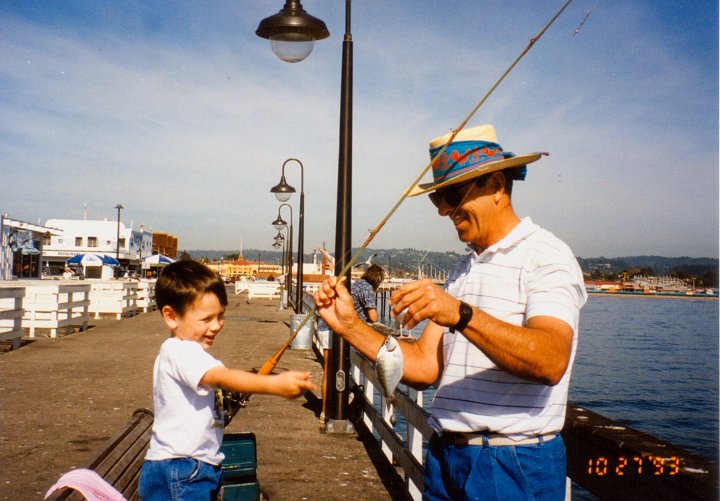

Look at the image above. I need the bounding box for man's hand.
[390,278,460,330]
[313,276,362,334]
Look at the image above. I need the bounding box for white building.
[43,218,152,277]
[0,215,62,280]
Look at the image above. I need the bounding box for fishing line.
[232,0,575,409]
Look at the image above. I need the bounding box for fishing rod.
[222,0,574,422]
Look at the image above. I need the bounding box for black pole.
[115,204,123,277]
[288,219,294,310]
[282,230,288,304]
[297,182,304,313]
[327,0,354,433]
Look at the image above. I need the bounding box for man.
[314,124,587,500]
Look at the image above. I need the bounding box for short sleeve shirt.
[145,338,225,464]
[351,278,377,322]
[429,218,587,438]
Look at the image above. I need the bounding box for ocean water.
[570,295,719,461]
[376,293,719,481]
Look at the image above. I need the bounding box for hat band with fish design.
[428,140,524,184]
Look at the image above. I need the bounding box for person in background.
[62,267,74,280]
[315,124,587,500]
[351,264,385,323]
[139,260,316,501]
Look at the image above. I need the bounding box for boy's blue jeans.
[138,457,222,501]
[423,434,567,501]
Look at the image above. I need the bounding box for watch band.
[450,301,473,333]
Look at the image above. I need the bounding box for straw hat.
[409,124,545,196]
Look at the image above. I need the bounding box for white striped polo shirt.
[428,217,587,439]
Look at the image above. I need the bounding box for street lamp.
[258,1,354,433]
[115,204,124,278]
[271,203,294,311]
[256,0,330,63]
[273,230,288,311]
[271,158,305,314]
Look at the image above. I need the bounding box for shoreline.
[587,291,718,300]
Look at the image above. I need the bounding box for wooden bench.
[245,282,282,303]
[19,282,91,338]
[0,286,24,349]
[46,408,154,501]
[46,409,261,500]
[89,282,139,320]
[135,280,157,313]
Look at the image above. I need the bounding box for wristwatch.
[450,301,473,333]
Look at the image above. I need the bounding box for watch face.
[452,301,473,333]
[460,302,473,321]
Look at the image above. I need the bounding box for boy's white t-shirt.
[145,337,225,465]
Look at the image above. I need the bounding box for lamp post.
[271,203,294,311]
[270,158,305,314]
[138,223,144,278]
[258,1,354,433]
[114,204,123,277]
[273,229,288,310]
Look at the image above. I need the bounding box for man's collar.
[469,217,538,258]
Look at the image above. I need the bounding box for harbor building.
[206,259,283,281]
[0,215,62,280]
[151,231,178,259]
[41,219,177,277]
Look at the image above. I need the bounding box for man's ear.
[490,171,504,193]
[161,305,179,330]
[490,171,506,202]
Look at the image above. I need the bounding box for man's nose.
[437,200,453,216]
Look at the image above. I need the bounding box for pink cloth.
[45,468,126,501]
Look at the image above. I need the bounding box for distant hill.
[578,256,717,274]
[183,249,718,286]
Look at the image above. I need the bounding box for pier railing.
[349,350,428,499]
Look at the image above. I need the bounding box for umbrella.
[66,254,120,266]
[143,254,176,266]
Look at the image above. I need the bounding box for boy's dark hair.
[155,260,228,316]
[362,264,385,290]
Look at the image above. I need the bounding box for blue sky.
[1,1,717,258]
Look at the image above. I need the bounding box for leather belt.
[438,431,557,447]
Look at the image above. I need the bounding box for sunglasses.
[428,179,478,209]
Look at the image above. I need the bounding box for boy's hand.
[201,367,316,398]
[275,370,317,399]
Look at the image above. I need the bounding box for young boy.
[139,260,316,500]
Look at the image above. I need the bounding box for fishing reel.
[215,389,252,427]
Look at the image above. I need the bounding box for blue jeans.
[138,457,222,501]
[423,434,566,501]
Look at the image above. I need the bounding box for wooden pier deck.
[0,289,406,500]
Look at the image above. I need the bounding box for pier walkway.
[0,289,406,500]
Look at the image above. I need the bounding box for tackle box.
[220,432,260,501]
